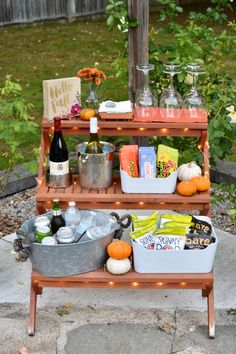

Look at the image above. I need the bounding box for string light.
[162,128,167,133]
[139,202,144,205]
[184,128,189,132]
[132,282,139,287]
[116,201,121,205]
[117,127,122,131]
[139,128,145,131]
[108,281,114,286]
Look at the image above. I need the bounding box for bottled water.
[64,201,81,229]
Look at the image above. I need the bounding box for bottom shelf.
[36,175,210,213]
[32,268,213,289]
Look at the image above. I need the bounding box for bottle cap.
[69,201,76,207]
[53,198,60,203]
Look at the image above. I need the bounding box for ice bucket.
[77,141,116,189]
[19,210,117,277]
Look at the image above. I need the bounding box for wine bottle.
[50,198,65,234]
[49,117,70,188]
[85,117,103,154]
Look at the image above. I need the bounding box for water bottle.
[64,201,81,229]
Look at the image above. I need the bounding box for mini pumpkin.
[177,161,202,181]
[191,175,210,192]
[106,257,131,275]
[177,181,197,196]
[107,240,132,260]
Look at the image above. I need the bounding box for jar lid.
[41,236,57,245]
[36,225,51,234]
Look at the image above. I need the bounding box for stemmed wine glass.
[159,63,183,119]
[134,64,157,121]
[183,63,205,119]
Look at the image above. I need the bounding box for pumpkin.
[107,240,132,260]
[79,108,96,121]
[106,257,131,275]
[177,181,197,196]
[177,161,202,181]
[191,175,210,192]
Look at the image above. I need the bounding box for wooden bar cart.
[30,115,215,338]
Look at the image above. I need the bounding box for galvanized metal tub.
[20,210,117,277]
[77,141,116,189]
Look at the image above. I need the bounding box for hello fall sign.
[43,77,81,121]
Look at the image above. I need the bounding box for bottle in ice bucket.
[64,201,81,229]
[50,198,65,234]
[85,117,103,154]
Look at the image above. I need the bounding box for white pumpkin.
[177,161,202,181]
[106,257,131,275]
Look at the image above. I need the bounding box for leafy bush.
[0,76,38,192]
[106,0,236,165]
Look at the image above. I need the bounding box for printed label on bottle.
[52,210,62,216]
[49,161,69,176]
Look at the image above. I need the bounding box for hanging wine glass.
[159,63,183,119]
[183,63,205,119]
[134,64,157,122]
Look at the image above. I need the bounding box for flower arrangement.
[76,67,107,86]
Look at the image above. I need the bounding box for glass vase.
[85,82,99,112]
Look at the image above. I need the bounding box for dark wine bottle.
[85,117,103,154]
[50,198,65,234]
[49,117,70,188]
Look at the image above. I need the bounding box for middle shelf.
[37,174,210,212]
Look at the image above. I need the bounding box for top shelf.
[42,117,208,137]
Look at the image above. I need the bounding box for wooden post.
[66,0,76,22]
[128,0,149,102]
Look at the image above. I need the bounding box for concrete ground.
[0,220,236,354]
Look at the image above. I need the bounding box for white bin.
[120,169,177,194]
[132,216,218,273]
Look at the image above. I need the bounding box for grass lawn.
[0,6,236,169]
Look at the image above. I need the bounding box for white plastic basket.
[120,169,177,194]
[132,216,218,273]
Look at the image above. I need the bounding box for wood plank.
[32,269,213,284]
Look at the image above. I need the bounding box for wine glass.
[184,63,205,119]
[159,63,183,119]
[134,64,157,122]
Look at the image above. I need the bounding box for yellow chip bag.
[156,144,179,177]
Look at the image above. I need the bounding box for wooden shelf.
[36,175,210,212]
[29,269,215,338]
[42,117,208,137]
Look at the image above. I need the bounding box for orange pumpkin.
[79,108,95,121]
[177,181,197,196]
[191,175,210,192]
[107,240,132,260]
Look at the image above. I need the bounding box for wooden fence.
[0,0,108,26]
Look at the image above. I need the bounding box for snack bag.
[185,233,214,250]
[119,145,139,177]
[139,147,156,178]
[153,227,186,251]
[131,211,158,229]
[156,145,178,177]
[130,224,156,249]
[159,213,193,232]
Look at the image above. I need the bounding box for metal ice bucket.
[77,141,116,189]
[19,210,117,277]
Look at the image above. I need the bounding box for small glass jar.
[56,227,75,244]
[34,216,51,229]
[35,225,51,242]
[41,236,58,246]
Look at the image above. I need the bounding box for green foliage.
[106,0,236,165]
[211,182,236,222]
[0,76,38,192]
[106,0,139,32]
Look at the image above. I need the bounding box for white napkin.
[99,100,133,114]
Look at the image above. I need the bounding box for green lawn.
[0,8,236,169]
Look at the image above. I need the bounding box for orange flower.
[76,67,107,86]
